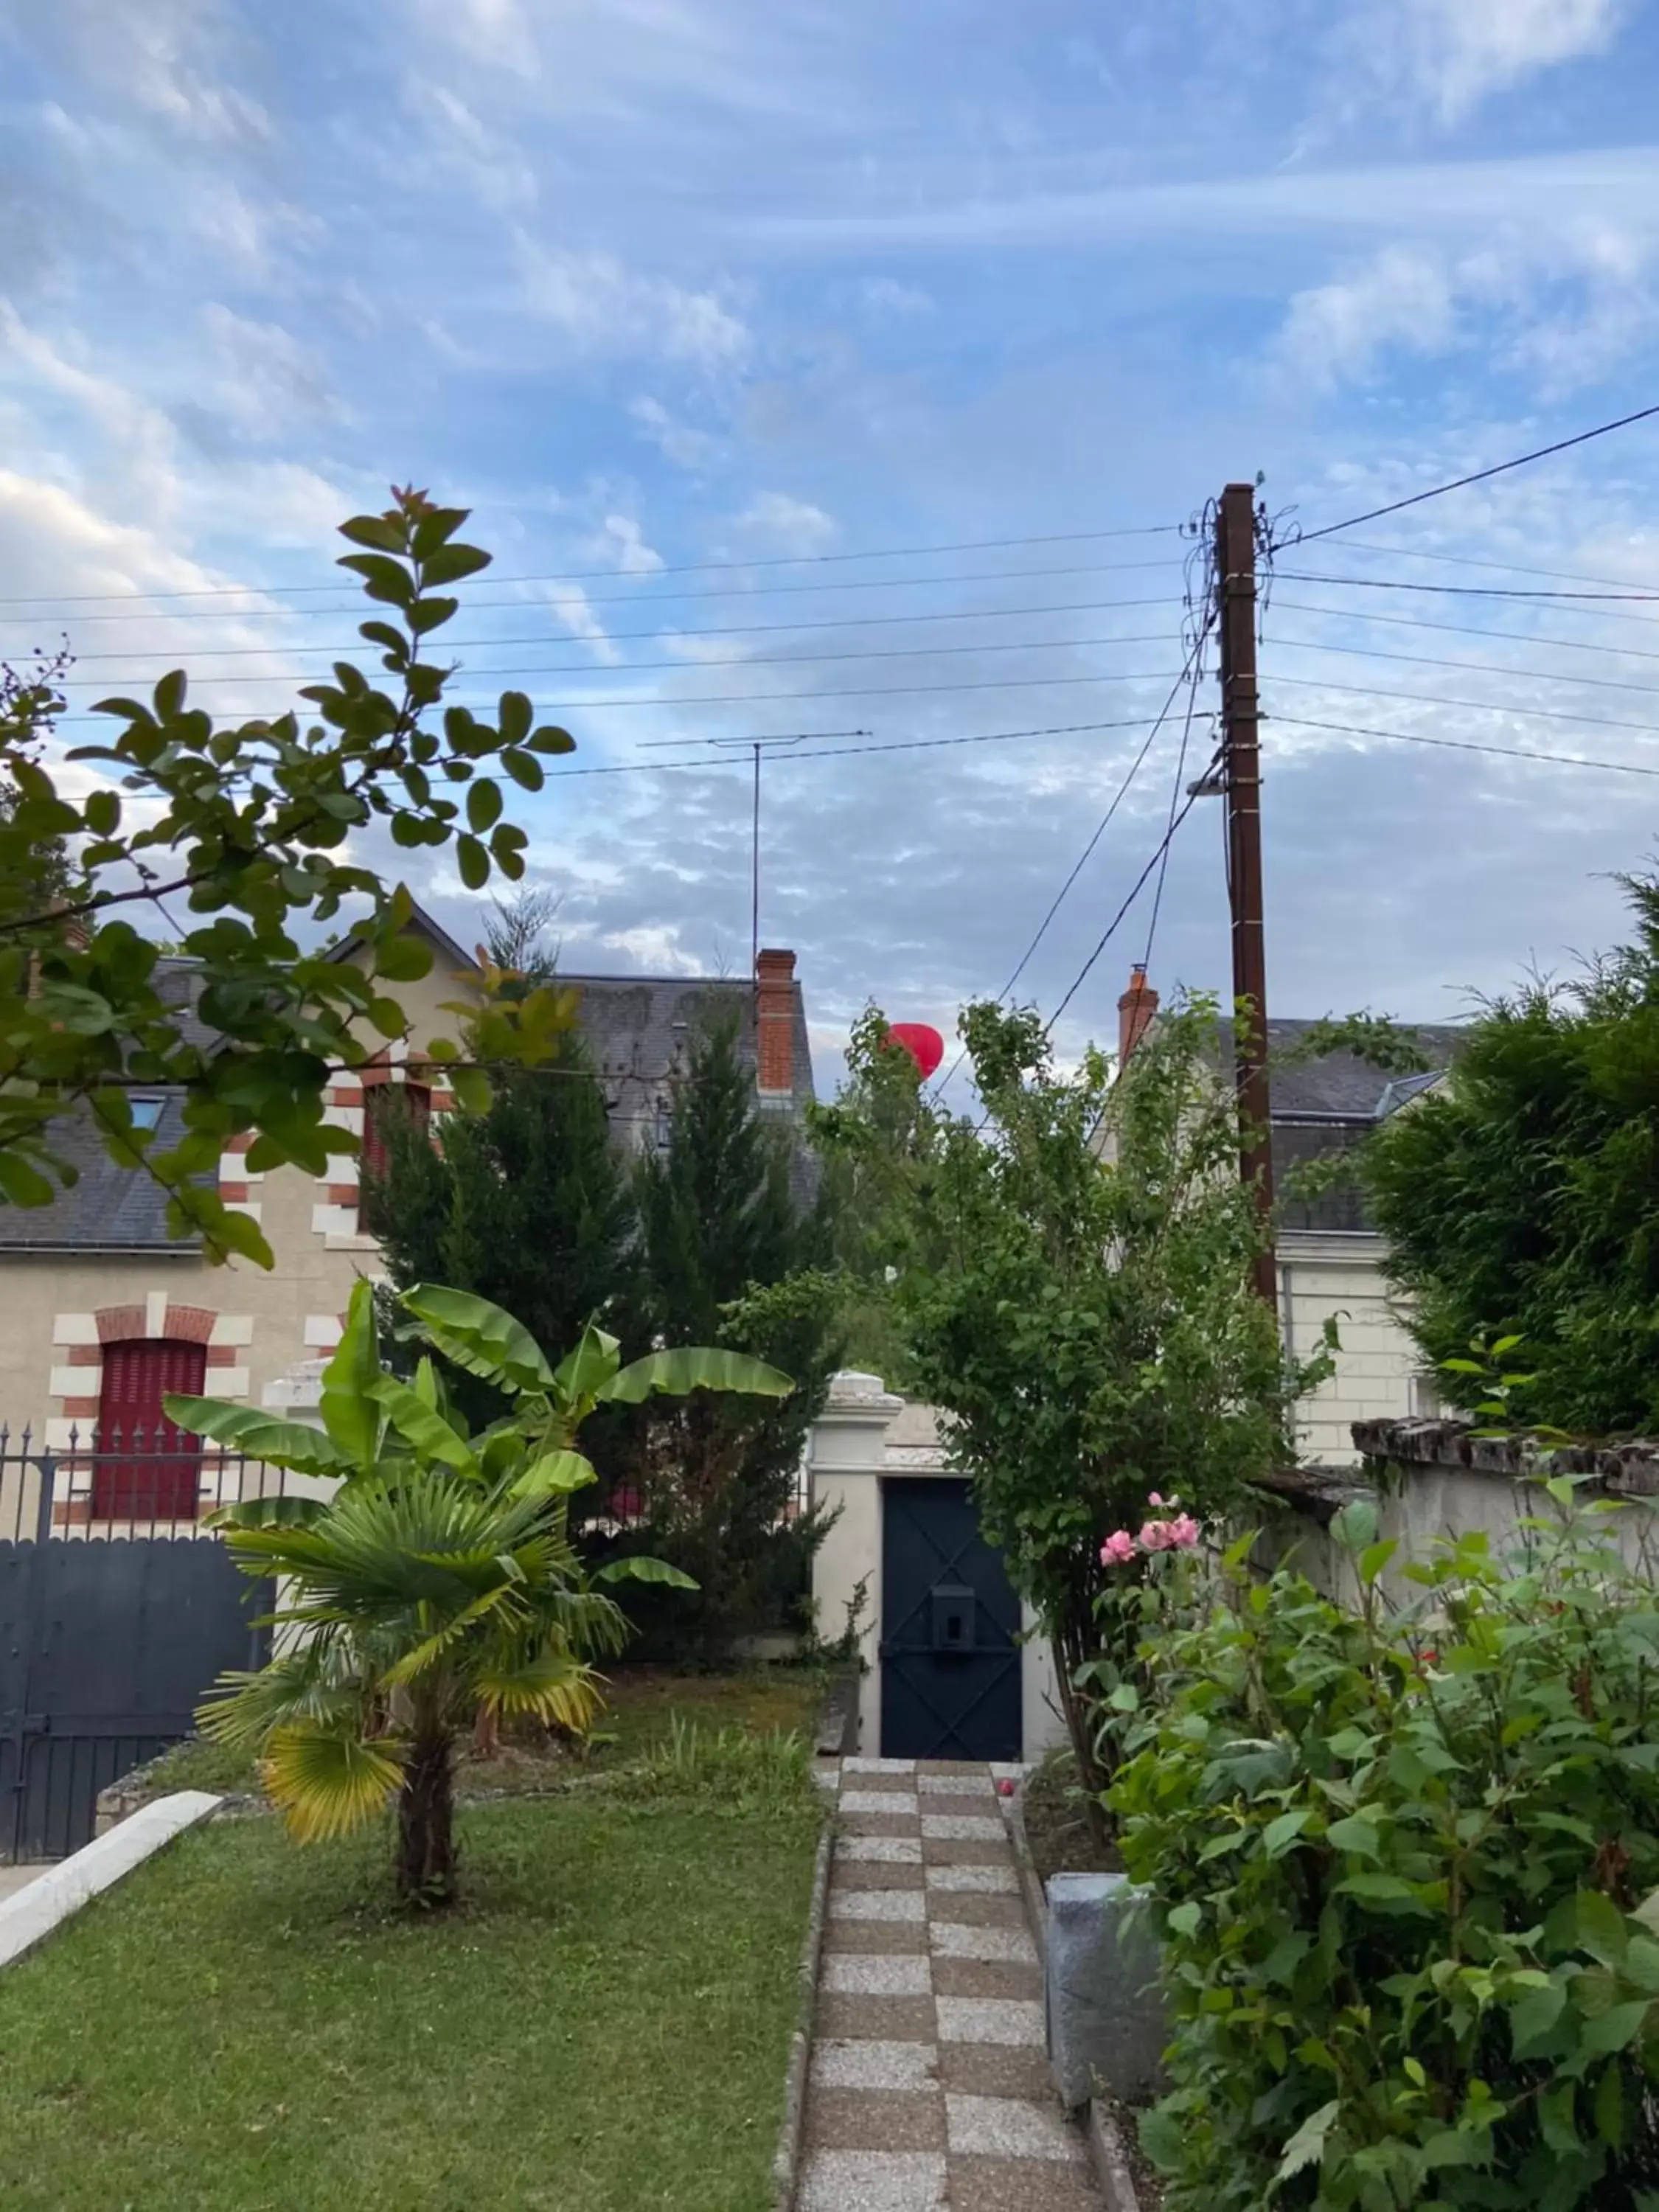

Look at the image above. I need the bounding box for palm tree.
[170,1281,791,1906]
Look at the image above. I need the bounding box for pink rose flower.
[1138,1520,1175,1553]
[1167,1513,1201,1550]
[1148,1492,1165,1509]
[1100,1529,1138,1565]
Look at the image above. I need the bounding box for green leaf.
[375,933,434,983]
[1509,1980,1568,2057]
[420,543,491,586]
[1358,1539,1398,1587]
[553,1321,623,1408]
[466,778,502,832]
[498,690,532,745]
[364,1374,480,1476]
[161,1397,353,1478]
[338,514,406,553]
[337,552,414,607]
[319,1279,383,1475]
[1576,1891,1630,1968]
[509,1450,599,1499]
[1262,1809,1312,1859]
[1275,2101,1340,2183]
[600,1346,794,1406]
[367,997,406,1040]
[450,1065,490,1114]
[1326,1815,1384,1858]
[400,1284,557,1396]
[456,833,490,890]
[593,1556,700,1589]
[501,747,544,791]
[1582,2000,1651,2056]
[83,787,120,835]
[1338,1873,1436,1916]
[1166,1902,1202,1938]
[0,1150,57,1206]
[407,595,459,636]
[529,723,576,755]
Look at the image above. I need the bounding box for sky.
[4,0,1659,1098]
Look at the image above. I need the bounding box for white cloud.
[406,80,538,209]
[589,513,664,575]
[1276,221,1659,393]
[598,923,703,975]
[543,582,621,664]
[517,240,750,369]
[861,276,932,317]
[629,394,723,470]
[201,304,339,440]
[1344,0,1627,125]
[733,491,838,554]
[1277,246,1461,387]
[7,0,272,144]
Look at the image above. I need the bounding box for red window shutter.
[95,1338,207,1520]
[359,1082,431,1228]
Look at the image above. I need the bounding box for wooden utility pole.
[1215,483,1276,1307]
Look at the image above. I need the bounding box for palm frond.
[195,1645,365,1751]
[261,1722,406,1842]
[473,1647,603,1733]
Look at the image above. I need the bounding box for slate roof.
[0,960,214,1252]
[1241,1017,1469,1236]
[0,945,818,1253]
[1217,1018,1468,1120]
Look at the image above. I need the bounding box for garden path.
[800,1758,1104,2211]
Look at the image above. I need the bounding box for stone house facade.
[0,908,815,1512]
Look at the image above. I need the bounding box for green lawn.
[143,1664,824,1801]
[0,1796,820,2212]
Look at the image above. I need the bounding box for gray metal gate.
[0,1427,276,1861]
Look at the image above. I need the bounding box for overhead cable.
[1288,402,1659,547]
[1269,714,1659,779]
[0,522,1184,608]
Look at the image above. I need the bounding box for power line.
[1335,538,1659,594]
[1268,671,1659,742]
[49,628,1189,690]
[0,557,1186,628]
[1044,758,1218,1032]
[1288,402,1659,548]
[0,523,1184,608]
[1265,628,1659,703]
[932,629,1214,1101]
[1276,569,1659,605]
[1142,658,1203,973]
[542,714,1172,778]
[26,592,1184,664]
[1269,714,1659,780]
[54,665,1191,728]
[1272,597,1659,668]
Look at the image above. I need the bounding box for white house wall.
[1279,1233,1430,1466]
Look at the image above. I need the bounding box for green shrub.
[1110,1491,1659,2211]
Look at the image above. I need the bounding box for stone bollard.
[1045,1871,1167,2110]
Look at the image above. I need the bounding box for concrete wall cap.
[0,1790,222,1971]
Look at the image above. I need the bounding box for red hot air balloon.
[887,1023,945,1080]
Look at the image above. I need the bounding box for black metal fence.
[0,1420,815,1861]
[0,1427,284,1863]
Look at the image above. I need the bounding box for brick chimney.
[755,947,796,1097]
[1118,963,1159,1067]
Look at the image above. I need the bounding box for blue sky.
[3,0,1659,1092]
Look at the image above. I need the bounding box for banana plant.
[166,1279,402,1527]
[397,1283,794,1523]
